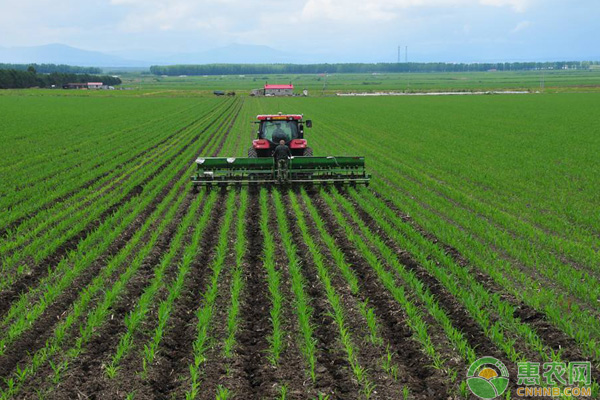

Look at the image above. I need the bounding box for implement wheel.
[248,147,258,158]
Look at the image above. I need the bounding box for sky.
[0,0,598,62]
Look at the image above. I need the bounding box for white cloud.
[301,0,532,22]
[2,0,597,62]
[511,20,531,32]
[480,0,530,12]
[109,0,304,35]
[115,2,198,32]
[105,0,534,33]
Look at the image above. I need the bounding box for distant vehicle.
[213,90,225,96]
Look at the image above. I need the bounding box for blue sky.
[0,0,597,62]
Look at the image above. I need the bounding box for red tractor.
[191,112,370,187]
[248,113,313,158]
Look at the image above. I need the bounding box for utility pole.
[398,46,401,63]
[405,46,410,92]
[406,46,410,92]
[540,68,545,91]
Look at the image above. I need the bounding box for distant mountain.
[0,43,596,68]
[156,43,316,65]
[0,44,148,67]
[106,48,179,63]
[0,43,320,68]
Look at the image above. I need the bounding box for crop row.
[0,98,240,337]
[291,97,600,367]
[0,98,223,229]
[2,94,597,399]
[0,98,245,397]
[0,165,191,398]
[0,98,236,290]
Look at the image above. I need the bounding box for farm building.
[62,82,105,90]
[62,83,87,89]
[264,84,293,96]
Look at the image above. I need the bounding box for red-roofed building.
[264,83,293,96]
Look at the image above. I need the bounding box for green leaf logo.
[466,357,509,399]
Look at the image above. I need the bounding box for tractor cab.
[250,113,313,157]
[260,120,300,143]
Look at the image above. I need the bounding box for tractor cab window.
[261,121,299,143]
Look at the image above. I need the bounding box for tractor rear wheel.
[248,147,258,158]
[303,147,313,157]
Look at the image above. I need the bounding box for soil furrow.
[282,191,358,399]
[0,173,190,381]
[373,180,600,315]
[266,190,318,399]
[217,191,275,399]
[0,107,234,374]
[372,189,600,383]
[134,102,241,399]
[347,193,523,391]
[1,187,189,397]
[296,194,404,399]
[146,199,224,399]
[311,192,447,399]
[44,189,197,400]
[2,175,150,316]
[197,205,238,400]
[95,194,210,399]
[0,104,236,315]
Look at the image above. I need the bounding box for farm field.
[116,69,600,94]
[0,90,599,399]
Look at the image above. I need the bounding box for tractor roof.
[257,114,303,121]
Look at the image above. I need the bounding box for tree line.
[0,63,102,74]
[151,61,600,76]
[0,67,122,89]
